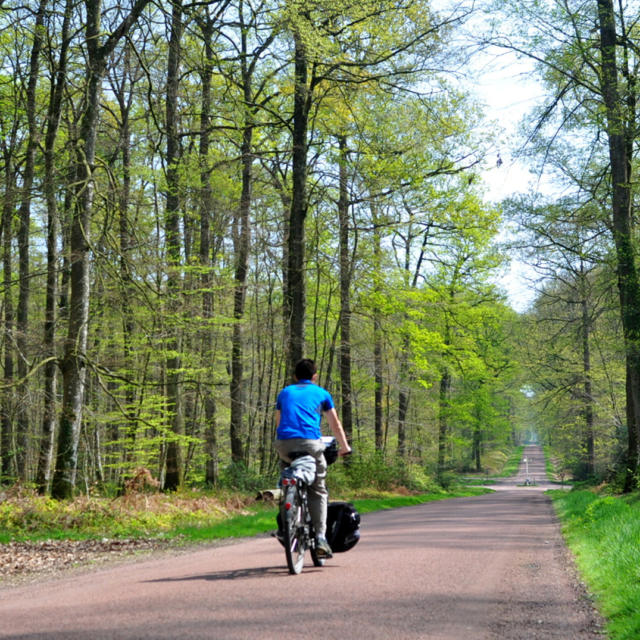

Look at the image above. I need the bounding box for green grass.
[543,446,555,477]
[351,488,491,513]
[550,489,640,640]
[500,445,525,477]
[172,487,492,542]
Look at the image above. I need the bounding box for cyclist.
[275,358,351,558]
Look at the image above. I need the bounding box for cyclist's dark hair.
[295,358,317,380]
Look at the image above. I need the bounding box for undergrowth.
[550,489,640,640]
[0,488,257,544]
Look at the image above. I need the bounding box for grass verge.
[549,489,640,640]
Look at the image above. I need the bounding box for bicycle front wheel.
[282,485,306,574]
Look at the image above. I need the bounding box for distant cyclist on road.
[275,358,351,558]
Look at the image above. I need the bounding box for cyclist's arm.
[275,409,281,427]
[325,408,351,456]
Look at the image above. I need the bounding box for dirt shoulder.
[0,538,175,587]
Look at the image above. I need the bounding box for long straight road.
[0,445,603,639]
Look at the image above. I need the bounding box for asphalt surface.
[0,445,603,639]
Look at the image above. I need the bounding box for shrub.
[326,451,439,494]
[218,461,276,493]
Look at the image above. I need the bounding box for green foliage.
[0,0,520,498]
[551,490,640,639]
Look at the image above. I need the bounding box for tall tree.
[285,16,309,373]
[1,145,17,483]
[193,4,222,485]
[596,0,640,488]
[36,0,73,494]
[282,0,469,374]
[0,15,28,483]
[228,0,275,463]
[337,135,353,441]
[52,0,152,499]
[14,0,46,479]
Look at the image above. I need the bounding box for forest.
[0,0,638,499]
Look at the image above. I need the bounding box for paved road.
[489,444,569,491]
[0,445,602,639]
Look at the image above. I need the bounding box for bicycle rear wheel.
[282,485,306,574]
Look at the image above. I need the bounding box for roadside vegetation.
[0,484,491,546]
[550,488,640,640]
[496,446,525,477]
[0,448,501,546]
[459,446,525,485]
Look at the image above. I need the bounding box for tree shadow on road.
[144,564,319,582]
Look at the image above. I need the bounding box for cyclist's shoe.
[315,535,333,558]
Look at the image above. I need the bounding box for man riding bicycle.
[275,358,351,558]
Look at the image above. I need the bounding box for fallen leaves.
[0,538,170,579]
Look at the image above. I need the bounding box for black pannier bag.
[326,501,360,552]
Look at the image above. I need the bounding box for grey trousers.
[275,438,328,536]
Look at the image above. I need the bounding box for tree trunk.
[15,0,47,480]
[115,42,139,477]
[337,135,353,441]
[437,367,451,474]
[36,0,72,494]
[1,161,16,483]
[397,340,410,458]
[596,0,640,489]
[373,313,384,451]
[229,134,252,463]
[285,28,309,374]
[163,0,185,491]
[198,17,219,486]
[626,362,638,486]
[372,209,384,451]
[581,289,595,476]
[397,221,430,458]
[473,425,481,472]
[473,392,482,472]
[51,60,100,498]
[230,7,254,463]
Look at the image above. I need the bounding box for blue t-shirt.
[276,380,335,440]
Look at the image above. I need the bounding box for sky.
[467,46,547,312]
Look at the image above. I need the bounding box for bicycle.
[277,437,338,575]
